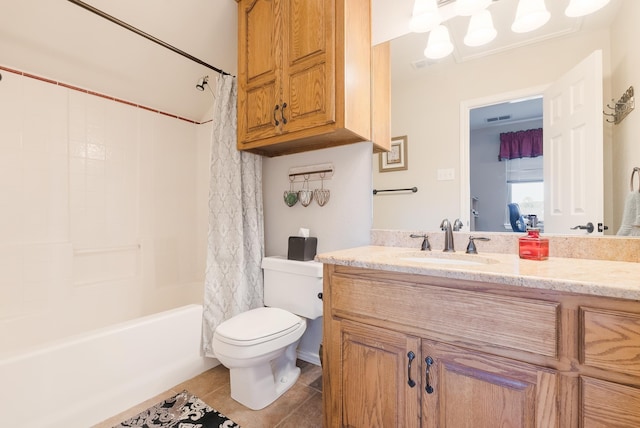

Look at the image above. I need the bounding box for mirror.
[372,0,639,236]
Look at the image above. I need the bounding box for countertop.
[316,246,640,301]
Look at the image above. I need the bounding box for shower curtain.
[202,75,264,358]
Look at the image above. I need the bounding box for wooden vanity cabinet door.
[421,340,559,428]
[338,320,421,428]
[581,376,640,427]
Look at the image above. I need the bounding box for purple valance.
[499,128,543,161]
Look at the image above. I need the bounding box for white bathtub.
[0,304,217,428]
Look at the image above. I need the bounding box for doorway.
[469,97,543,232]
[459,85,547,231]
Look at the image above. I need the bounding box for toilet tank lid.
[262,256,323,277]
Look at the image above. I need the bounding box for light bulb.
[424,25,454,59]
[410,0,441,33]
[511,0,551,33]
[464,10,497,47]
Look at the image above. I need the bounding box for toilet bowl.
[212,257,323,410]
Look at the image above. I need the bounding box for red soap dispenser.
[519,228,549,260]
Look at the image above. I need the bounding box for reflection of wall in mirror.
[611,0,640,236]
[372,4,640,233]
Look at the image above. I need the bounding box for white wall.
[0,68,210,356]
[0,0,237,123]
[263,142,373,256]
[373,27,613,231]
[611,0,640,234]
[263,142,373,363]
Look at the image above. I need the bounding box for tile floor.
[94,360,323,428]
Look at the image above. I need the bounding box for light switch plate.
[437,168,455,181]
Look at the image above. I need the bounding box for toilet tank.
[262,256,323,319]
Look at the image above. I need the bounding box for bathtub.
[0,304,217,428]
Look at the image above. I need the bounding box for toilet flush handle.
[317,292,323,300]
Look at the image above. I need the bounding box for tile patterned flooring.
[94,360,323,428]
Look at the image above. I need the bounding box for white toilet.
[212,256,323,410]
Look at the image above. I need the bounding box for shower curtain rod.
[67,0,231,76]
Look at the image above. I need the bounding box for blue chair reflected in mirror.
[508,203,528,232]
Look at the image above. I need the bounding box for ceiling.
[0,0,621,123]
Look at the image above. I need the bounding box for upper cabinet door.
[280,0,336,134]
[238,0,283,143]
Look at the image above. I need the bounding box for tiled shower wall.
[0,69,210,355]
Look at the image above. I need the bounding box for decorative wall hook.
[288,163,334,183]
[603,86,634,124]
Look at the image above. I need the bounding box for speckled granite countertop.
[317,246,640,301]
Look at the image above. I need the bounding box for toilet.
[212,256,323,410]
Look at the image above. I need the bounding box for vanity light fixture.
[410,0,442,33]
[464,9,497,47]
[511,0,551,33]
[565,0,611,17]
[413,0,610,59]
[424,25,454,59]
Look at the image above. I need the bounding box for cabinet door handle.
[273,104,280,126]
[425,356,434,394]
[281,102,288,124]
[407,351,416,388]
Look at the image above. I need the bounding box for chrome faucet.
[440,219,455,252]
[453,218,463,231]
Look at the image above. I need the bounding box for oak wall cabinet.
[236,0,388,156]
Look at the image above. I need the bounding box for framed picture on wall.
[379,135,408,172]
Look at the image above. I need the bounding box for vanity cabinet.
[322,264,640,428]
[236,0,379,157]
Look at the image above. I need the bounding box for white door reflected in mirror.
[461,51,604,235]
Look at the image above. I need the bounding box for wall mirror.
[372,0,639,237]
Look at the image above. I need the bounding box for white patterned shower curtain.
[202,75,264,358]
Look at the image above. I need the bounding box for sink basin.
[399,252,499,266]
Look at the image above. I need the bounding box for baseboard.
[297,349,321,366]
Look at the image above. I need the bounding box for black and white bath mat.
[113,390,240,428]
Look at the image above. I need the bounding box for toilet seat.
[215,307,303,347]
